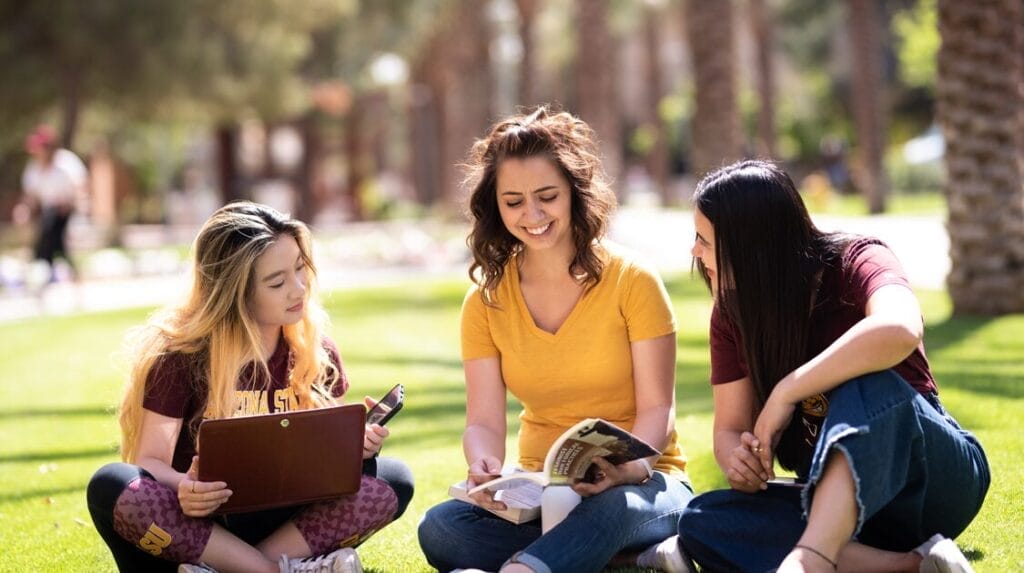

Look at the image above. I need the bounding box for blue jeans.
[677,370,990,573]
[418,472,693,573]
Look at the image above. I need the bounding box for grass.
[1,274,1021,571]
[803,191,945,217]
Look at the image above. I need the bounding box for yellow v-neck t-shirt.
[461,247,688,481]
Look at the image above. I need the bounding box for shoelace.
[280,553,333,573]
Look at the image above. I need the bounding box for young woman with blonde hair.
[87,202,412,573]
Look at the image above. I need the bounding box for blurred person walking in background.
[13,124,88,286]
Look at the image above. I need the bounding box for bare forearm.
[632,404,674,454]
[136,456,186,490]
[463,424,506,465]
[777,315,920,403]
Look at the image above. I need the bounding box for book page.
[494,481,543,508]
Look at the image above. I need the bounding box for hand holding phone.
[366,383,404,426]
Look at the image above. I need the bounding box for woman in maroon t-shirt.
[87,203,412,573]
[674,160,988,573]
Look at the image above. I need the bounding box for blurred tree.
[408,0,492,212]
[576,0,623,190]
[893,0,938,91]
[847,0,890,213]
[937,0,1024,314]
[516,0,541,106]
[685,0,742,177]
[641,1,671,204]
[749,0,778,158]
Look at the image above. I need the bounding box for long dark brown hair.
[693,160,851,470]
[464,106,616,302]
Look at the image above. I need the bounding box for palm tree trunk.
[937,0,1024,314]
[685,0,742,178]
[576,0,623,192]
[642,4,671,205]
[516,0,539,107]
[749,0,778,158]
[847,0,889,214]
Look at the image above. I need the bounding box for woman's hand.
[466,456,505,510]
[753,389,797,479]
[363,423,389,459]
[177,456,231,517]
[571,457,650,498]
[724,432,770,492]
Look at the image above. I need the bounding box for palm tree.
[847,0,889,214]
[937,0,1024,314]
[515,0,540,106]
[642,1,672,204]
[576,0,623,190]
[685,0,742,177]
[748,0,778,158]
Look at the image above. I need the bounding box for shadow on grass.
[0,406,114,420]
[0,446,117,463]
[0,483,85,504]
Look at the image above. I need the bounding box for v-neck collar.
[509,257,589,339]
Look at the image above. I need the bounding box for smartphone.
[366,383,404,426]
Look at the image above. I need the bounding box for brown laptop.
[197,403,366,514]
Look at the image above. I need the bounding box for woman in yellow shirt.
[417,108,693,573]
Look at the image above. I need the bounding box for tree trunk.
[295,113,319,224]
[937,0,1024,314]
[749,0,778,158]
[440,0,492,212]
[576,0,622,192]
[685,0,742,178]
[216,123,244,205]
[516,0,539,107]
[344,97,368,221]
[59,64,82,150]
[847,0,889,213]
[642,4,671,204]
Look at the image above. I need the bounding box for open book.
[449,418,660,523]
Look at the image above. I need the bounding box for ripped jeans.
[677,370,990,573]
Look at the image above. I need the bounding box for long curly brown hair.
[465,106,617,302]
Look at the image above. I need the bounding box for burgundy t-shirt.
[142,336,347,472]
[708,239,936,468]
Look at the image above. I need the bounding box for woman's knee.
[87,463,148,515]
[374,457,414,519]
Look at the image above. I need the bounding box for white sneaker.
[178,564,217,573]
[636,535,694,573]
[915,534,974,573]
[280,547,363,573]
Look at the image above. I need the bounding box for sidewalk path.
[0,208,948,323]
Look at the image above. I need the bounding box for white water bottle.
[540,485,582,533]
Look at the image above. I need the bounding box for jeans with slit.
[418,472,693,573]
[677,370,990,573]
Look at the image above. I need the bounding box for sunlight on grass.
[1,276,1020,571]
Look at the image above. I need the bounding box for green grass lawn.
[1,275,1021,571]
[803,191,945,217]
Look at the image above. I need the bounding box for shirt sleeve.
[461,286,500,360]
[322,337,350,399]
[709,305,748,384]
[141,353,195,418]
[843,240,912,308]
[621,261,676,342]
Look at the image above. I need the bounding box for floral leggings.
[87,457,413,572]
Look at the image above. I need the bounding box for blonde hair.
[119,202,338,462]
